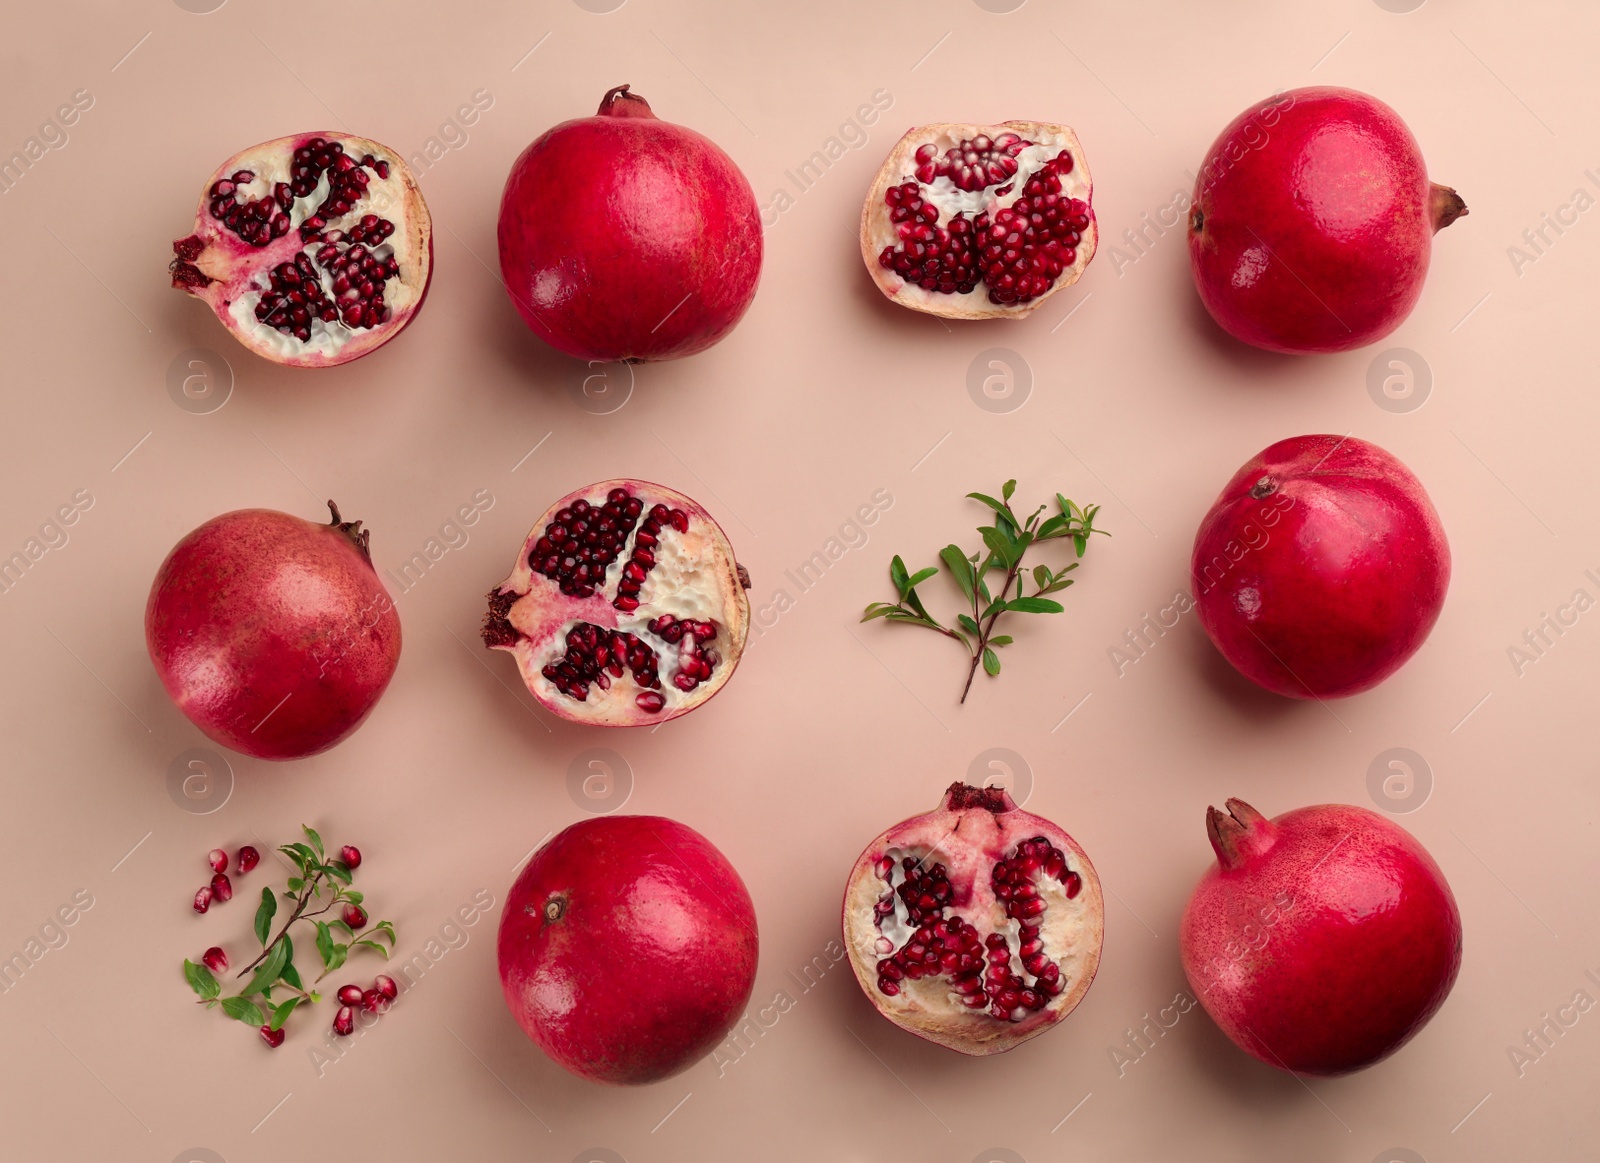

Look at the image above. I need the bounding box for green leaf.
[989,635,1014,647]
[890,555,911,599]
[302,825,324,858]
[324,862,353,885]
[286,877,303,894]
[355,940,391,959]
[1001,479,1016,502]
[957,614,980,637]
[1007,596,1065,614]
[315,921,334,968]
[1036,513,1068,539]
[939,545,975,604]
[286,842,318,865]
[331,919,354,939]
[342,890,363,906]
[270,996,301,1032]
[220,996,265,1026]
[983,648,1001,676]
[980,526,1017,569]
[905,566,938,591]
[966,492,1009,517]
[242,940,290,998]
[184,959,220,1001]
[861,603,898,622]
[281,960,304,991]
[254,886,276,946]
[326,944,349,974]
[1033,564,1052,590]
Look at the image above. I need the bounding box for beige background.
[1,1,1596,1160]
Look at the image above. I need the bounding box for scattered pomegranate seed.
[237,846,260,874]
[202,946,228,973]
[259,1025,285,1048]
[210,872,233,903]
[336,984,364,1006]
[193,886,213,914]
[339,845,361,870]
[207,848,228,873]
[343,904,367,929]
[360,989,384,1014]
[333,1005,355,1036]
[374,974,397,1001]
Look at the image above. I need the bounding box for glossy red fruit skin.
[1180,800,1461,1075]
[498,815,758,1085]
[1191,435,1449,698]
[145,504,401,760]
[259,1025,285,1048]
[1188,87,1465,353]
[497,85,762,362]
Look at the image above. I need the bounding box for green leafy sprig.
[863,482,1106,703]
[183,825,397,1037]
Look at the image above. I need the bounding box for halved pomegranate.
[482,480,750,726]
[842,784,1104,1055]
[170,133,432,367]
[860,122,1097,320]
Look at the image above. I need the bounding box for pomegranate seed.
[343,904,367,929]
[202,946,228,973]
[333,1006,355,1036]
[360,989,383,1013]
[339,845,361,869]
[336,984,364,1006]
[259,1025,285,1048]
[635,691,665,713]
[207,848,228,873]
[210,872,233,903]
[374,974,398,1001]
[237,846,260,874]
[193,887,212,914]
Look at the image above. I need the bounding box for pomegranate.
[498,815,758,1085]
[860,121,1097,320]
[497,84,761,361]
[482,480,750,726]
[237,846,260,874]
[210,872,232,903]
[336,984,364,1007]
[206,848,228,874]
[332,1005,355,1037]
[146,502,402,760]
[1181,798,1461,1075]
[842,784,1104,1055]
[259,1025,285,1049]
[192,887,212,914]
[1188,87,1467,353]
[339,845,361,869]
[1191,435,1449,698]
[374,974,397,1001]
[342,904,367,929]
[170,132,432,367]
[201,946,228,973]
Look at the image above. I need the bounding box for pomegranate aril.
[202,946,228,973]
[337,984,364,1006]
[375,974,398,1000]
[193,886,213,914]
[340,845,361,869]
[333,1006,355,1036]
[361,988,384,1013]
[259,1025,286,1048]
[207,848,228,874]
[210,873,233,903]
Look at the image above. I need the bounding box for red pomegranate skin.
[145,506,400,760]
[1191,435,1448,698]
[1188,87,1466,353]
[1181,800,1462,1075]
[498,815,758,1085]
[497,86,762,362]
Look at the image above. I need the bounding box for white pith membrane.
[859,121,1097,321]
[483,479,751,727]
[843,784,1104,1055]
[170,132,431,367]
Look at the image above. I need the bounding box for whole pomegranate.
[171,132,432,366]
[1188,87,1466,353]
[1191,435,1449,698]
[498,815,758,1085]
[841,784,1103,1055]
[482,480,750,726]
[146,502,401,759]
[1181,798,1461,1075]
[497,84,762,361]
[860,121,1097,319]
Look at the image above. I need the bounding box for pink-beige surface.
[1,1,1596,1160]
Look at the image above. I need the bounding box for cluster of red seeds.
[879,145,1089,306]
[912,132,1030,191]
[541,623,665,712]
[613,502,688,612]
[647,615,721,693]
[874,836,1081,1021]
[191,845,259,914]
[331,974,397,1041]
[530,488,644,598]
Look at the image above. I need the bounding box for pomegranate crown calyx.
[1206,798,1278,871]
[598,84,655,120]
[944,782,1017,814]
[324,500,373,563]
[1430,183,1469,233]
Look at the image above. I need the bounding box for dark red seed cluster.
[647,615,721,693]
[878,148,1088,306]
[613,503,687,613]
[208,169,289,247]
[530,488,644,598]
[541,622,663,709]
[873,836,1077,1020]
[913,132,1030,192]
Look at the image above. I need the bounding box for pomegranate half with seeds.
[860,122,1097,320]
[170,132,431,367]
[482,480,750,726]
[498,84,762,361]
[499,814,758,1085]
[842,784,1104,1055]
